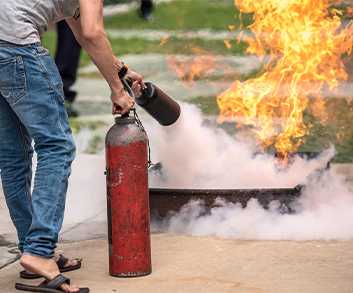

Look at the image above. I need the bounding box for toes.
[61,284,79,293]
[66,259,78,267]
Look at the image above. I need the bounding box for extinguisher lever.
[121,78,135,99]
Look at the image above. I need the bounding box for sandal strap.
[41,274,71,289]
[56,254,69,269]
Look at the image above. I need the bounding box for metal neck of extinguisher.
[120,78,153,168]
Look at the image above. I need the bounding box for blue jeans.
[0,41,76,258]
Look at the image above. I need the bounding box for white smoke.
[147,103,334,189]
[62,102,353,241]
[145,103,353,240]
[154,170,353,240]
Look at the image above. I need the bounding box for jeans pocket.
[0,56,26,105]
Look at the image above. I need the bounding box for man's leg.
[0,44,80,293]
[140,0,154,21]
[55,20,81,117]
[0,44,76,258]
[0,95,33,253]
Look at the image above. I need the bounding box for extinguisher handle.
[121,78,135,99]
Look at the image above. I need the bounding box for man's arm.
[66,0,141,114]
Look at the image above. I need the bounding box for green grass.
[190,96,219,115]
[41,0,252,63]
[188,96,353,163]
[108,36,246,55]
[42,32,247,66]
[41,31,56,57]
[104,0,252,31]
[299,98,353,163]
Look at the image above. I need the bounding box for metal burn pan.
[149,186,302,218]
[148,152,329,218]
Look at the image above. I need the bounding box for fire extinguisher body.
[105,115,152,277]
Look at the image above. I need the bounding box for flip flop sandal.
[15,274,89,293]
[20,255,82,279]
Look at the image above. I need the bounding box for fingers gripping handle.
[114,78,136,116]
[121,78,135,99]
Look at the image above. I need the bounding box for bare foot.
[22,254,80,274]
[20,254,80,293]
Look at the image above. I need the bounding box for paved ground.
[105,28,246,40]
[1,237,353,293]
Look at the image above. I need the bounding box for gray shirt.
[0,0,80,45]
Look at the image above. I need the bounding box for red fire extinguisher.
[105,109,152,277]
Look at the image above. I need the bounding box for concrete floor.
[1,236,353,293]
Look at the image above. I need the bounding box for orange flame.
[167,47,218,86]
[159,35,171,47]
[217,0,353,158]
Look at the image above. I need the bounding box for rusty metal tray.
[149,186,302,217]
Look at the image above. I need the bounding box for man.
[0,1,144,292]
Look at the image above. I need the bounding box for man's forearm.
[66,12,124,93]
[76,30,123,92]
[65,0,138,114]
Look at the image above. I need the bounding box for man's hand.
[126,69,144,87]
[111,88,135,115]
[126,69,146,97]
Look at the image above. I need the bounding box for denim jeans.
[0,41,76,258]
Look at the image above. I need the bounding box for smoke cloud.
[147,103,334,189]
[63,103,353,241]
[153,170,353,240]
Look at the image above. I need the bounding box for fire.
[167,47,218,86]
[217,0,353,159]
[159,35,171,47]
